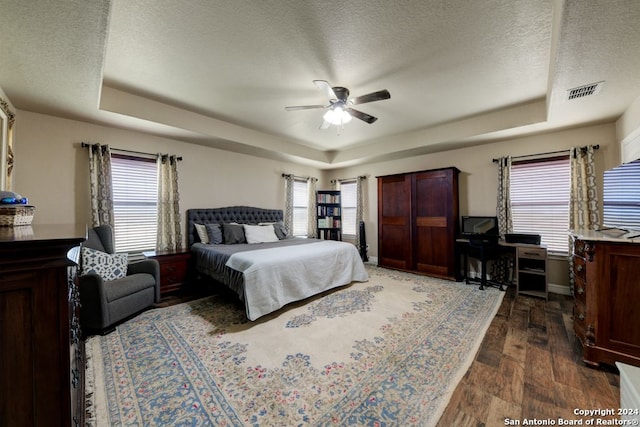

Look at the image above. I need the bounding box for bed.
[187,207,369,320]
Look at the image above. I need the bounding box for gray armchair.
[79,225,160,334]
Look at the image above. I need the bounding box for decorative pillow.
[194,223,209,244]
[81,247,128,281]
[205,223,223,244]
[222,223,247,244]
[259,221,289,239]
[244,224,280,244]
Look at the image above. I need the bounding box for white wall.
[326,123,619,289]
[13,110,323,239]
[13,109,619,289]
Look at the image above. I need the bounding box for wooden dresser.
[377,167,459,280]
[572,231,640,368]
[0,224,86,426]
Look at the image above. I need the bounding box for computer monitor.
[461,216,499,236]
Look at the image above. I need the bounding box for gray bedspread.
[191,238,368,320]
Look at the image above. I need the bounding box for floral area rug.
[85,265,504,426]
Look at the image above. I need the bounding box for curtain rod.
[492,144,599,163]
[281,173,317,181]
[330,175,367,184]
[81,142,183,161]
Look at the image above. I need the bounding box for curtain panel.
[569,145,600,231]
[283,174,294,235]
[307,177,318,238]
[568,145,599,294]
[157,154,183,251]
[355,176,366,254]
[88,143,114,227]
[496,156,513,237]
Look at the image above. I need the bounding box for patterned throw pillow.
[81,247,128,281]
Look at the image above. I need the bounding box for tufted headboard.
[186,206,284,246]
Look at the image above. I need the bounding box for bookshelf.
[316,190,342,240]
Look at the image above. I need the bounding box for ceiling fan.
[285,80,391,129]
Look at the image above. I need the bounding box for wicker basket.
[0,205,35,226]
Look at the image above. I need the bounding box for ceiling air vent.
[567,81,604,100]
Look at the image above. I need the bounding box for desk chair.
[465,234,506,291]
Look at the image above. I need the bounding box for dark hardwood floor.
[437,286,620,426]
[158,282,621,426]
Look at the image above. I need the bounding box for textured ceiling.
[1,0,640,168]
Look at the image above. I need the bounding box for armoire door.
[413,168,458,279]
[378,174,412,270]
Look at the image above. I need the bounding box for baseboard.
[548,283,571,296]
[367,261,572,296]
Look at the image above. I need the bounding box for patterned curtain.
[496,156,513,237]
[307,177,318,238]
[88,143,114,227]
[569,145,600,231]
[283,174,294,235]
[568,145,599,294]
[157,154,183,251]
[355,176,366,255]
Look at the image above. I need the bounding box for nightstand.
[143,248,193,296]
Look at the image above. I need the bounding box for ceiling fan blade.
[319,120,332,130]
[347,108,378,124]
[350,89,391,105]
[285,105,325,111]
[313,80,338,100]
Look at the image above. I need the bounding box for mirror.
[0,94,16,191]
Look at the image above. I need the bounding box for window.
[603,160,640,231]
[340,181,357,235]
[510,157,570,254]
[111,155,158,252]
[292,179,308,236]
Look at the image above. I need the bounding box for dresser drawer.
[573,300,588,331]
[572,255,586,281]
[573,277,587,305]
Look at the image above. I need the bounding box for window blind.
[510,157,570,254]
[340,181,357,235]
[603,160,640,230]
[111,156,158,253]
[292,179,308,236]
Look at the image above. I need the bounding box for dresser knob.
[576,264,583,272]
[578,313,585,321]
[577,287,584,295]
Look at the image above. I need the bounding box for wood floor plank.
[503,326,527,365]
[498,355,525,404]
[437,290,622,425]
[486,396,521,427]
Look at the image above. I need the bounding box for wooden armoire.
[377,167,459,280]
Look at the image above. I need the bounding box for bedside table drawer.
[143,249,193,296]
[160,261,188,286]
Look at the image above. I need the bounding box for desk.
[455,238,548,299]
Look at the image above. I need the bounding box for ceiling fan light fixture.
[323,106,352,125]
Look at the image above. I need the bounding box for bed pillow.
[205,223,223,244]
[81,247,128,281]
[194,223,209,244]
[259,221,289,239]
[222,223,247,244]
[244,224,280,244]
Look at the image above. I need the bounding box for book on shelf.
[317,193,341,204]
[318,216,340,229]
[317,206,341,216]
